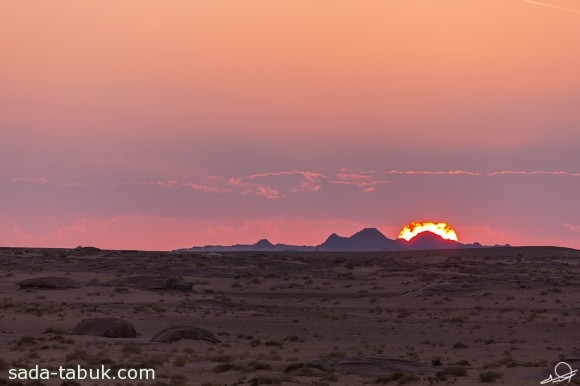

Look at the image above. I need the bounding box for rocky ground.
[0,246,579,385]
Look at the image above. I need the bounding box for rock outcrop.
[150,326,220,343]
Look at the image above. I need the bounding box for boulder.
[150,326,220,343]
[72,317,137,338]
[17,277,81,290]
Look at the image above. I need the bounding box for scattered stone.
[284,362,330,377]
[150,326,220,343]
[187,299,246,311]
[17,277,81,290]
[306,357,436,377]
[509,279,531,289]
[181,299,270,312]
[107,275,192,291]
[72,317,137,338]
[405,278,493,297]
[270,283,306,290]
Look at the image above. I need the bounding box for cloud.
[237,171,324,182]
[235,171,324,191]
[565,224,580,233]
[101,169,580,200]
[151,180,179,188]
[61,182,97,190]
[488,170,580,176]
[328,171,388,191]
[247,185,280,199]
[117,180,179,188]
[227,176,279,198]
[116,179,227,193]
[228,170,325,198]
[184,183,227,194]
[8,169,576,203]
[386,170,482,176]
[521,0,580,14]
[381,170,580,177]
[10,177,48,184]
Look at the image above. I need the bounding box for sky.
[1,0,579,250]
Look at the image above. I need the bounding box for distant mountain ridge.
[176,228,491,252]
[319,228,399,251]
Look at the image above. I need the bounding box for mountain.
[176,228,486,252]
[396,231,461,250]
[254,239,275,249]
[179,238,313,252]
[317,228,399,251]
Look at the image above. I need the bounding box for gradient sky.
[1,0,579,250]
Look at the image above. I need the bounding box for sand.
[0,246,579,385]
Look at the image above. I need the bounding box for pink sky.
[1,0,579,250]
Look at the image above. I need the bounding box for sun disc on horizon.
[398,221,459,242]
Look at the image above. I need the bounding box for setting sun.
[398,221,459,242]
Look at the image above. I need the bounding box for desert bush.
[375,372,403,383]
[324,351,347,358]
[208,355,232,363]
[375,372,419,385]
[483,356,518,369]
[265,340,282,347]
[284,362,326,373]
[122,342,141,354]
[135,354,166,367]
[172,356,187,367]
[43,327,64,334]
[65,349,89,362]
[169,375,187,386]
[437,366,467,377]
[249,375,292,386]
[16,336,36,346]
[479,371,503,383]
[248,361,271,370]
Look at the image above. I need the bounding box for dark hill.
[317,228,399,251]
[177,228,487,252]
[254,239,275,249]
[397,231,461,250]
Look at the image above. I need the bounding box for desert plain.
[0,246,579,386]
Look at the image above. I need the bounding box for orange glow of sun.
[398,221,459,242]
